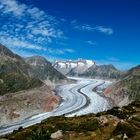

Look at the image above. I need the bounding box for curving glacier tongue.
[0,77,113,136]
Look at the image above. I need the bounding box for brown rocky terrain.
[0,85,59,126]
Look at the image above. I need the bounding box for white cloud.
[0,34,75,55]
[0,0,27,16]
[63,48,75,53]
[0,0,75,56]
[86,40,96,46]
[47,48,75,55]
[71,20,113,35]
[0,36,46,50]
[95,26,113,35]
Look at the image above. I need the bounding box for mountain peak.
[25,56,49,66]
[0,44,22,60]
[0,44,13,56]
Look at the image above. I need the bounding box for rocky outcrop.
[51,130,63,139]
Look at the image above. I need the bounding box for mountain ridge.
[0,44,66,95]
[25,56,66,82]
[0,44,43,95]
[104,64,140,106]
[53,59,124,79]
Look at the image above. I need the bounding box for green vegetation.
[0,72,43,95]
[2,101,140,140]
[0,44,44,95]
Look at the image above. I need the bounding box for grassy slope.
[0,72,43,95]
[2,101,140,140]
[0,45,43,95]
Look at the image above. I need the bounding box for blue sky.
[0,0,140,70]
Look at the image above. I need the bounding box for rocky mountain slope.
[104,65,140,106]
[2,100,140,140]
[0,44,66,126]
[25,56,66,82]
[79,64,124,79]
[0,86,59,126]
[0,44,43,95]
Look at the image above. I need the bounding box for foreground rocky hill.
[2,100,140,140]
[104,65,140,106]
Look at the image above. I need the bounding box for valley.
[0,0,140,139]
[0,77,113,136]
[0,44,140,140]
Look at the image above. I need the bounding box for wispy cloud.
[0,0,26,16]
[0,0,74,56]
[86,40,97,46]
[71,20,113,35]
[95,26,113,35]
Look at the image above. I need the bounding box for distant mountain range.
[53,59,124,79]
[53,59,96,75]
[0,44,66,95]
